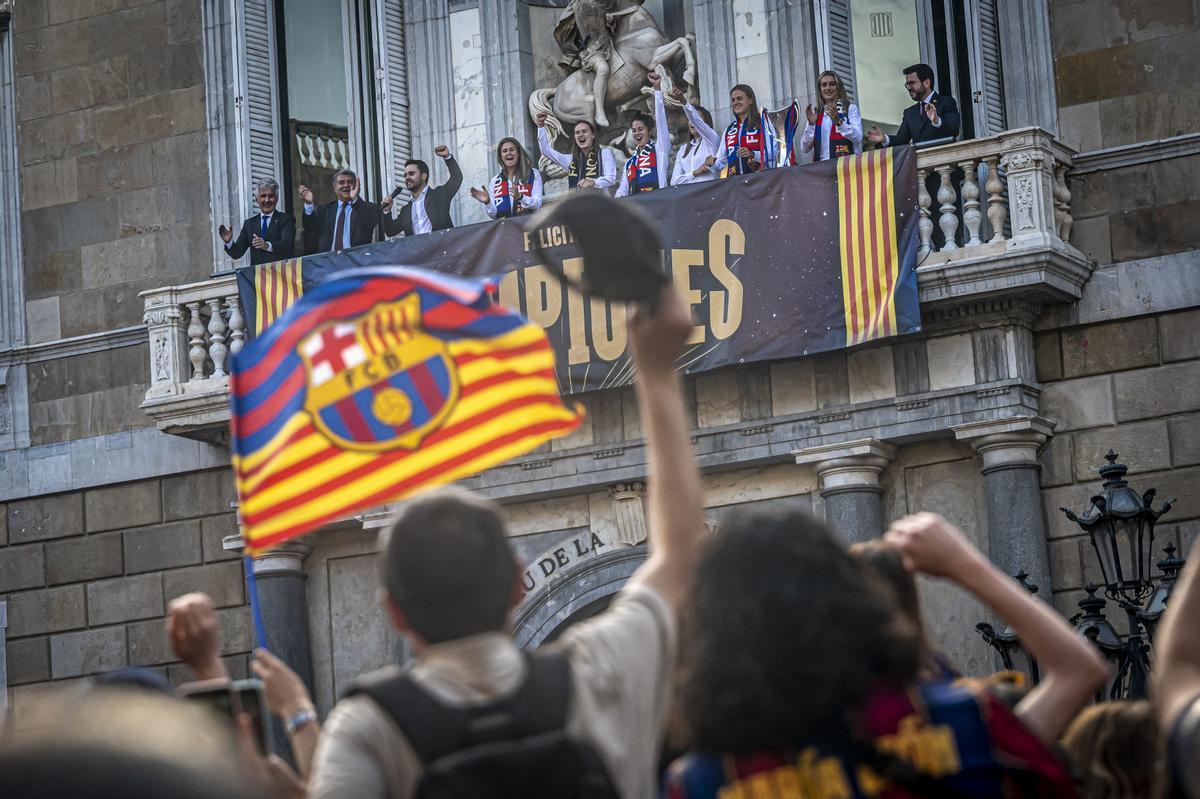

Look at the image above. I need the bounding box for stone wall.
[1,468,256,721]
[1036,307,1200,619]
[1052,0,1200,150]
[14,0,209,445]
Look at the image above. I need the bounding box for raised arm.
[1154,539,1200,731]
[884,513,1109,744]
[537,125,572,172]
[224,221,251,261]
[652,90,671,190]
[625,289,704,612]
[683,102,722,155]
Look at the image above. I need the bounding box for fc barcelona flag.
[230,267,582,552]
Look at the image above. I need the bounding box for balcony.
[140,127,1091,441]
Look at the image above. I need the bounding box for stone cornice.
[1071,132,1200,176]
[0,325,146,368]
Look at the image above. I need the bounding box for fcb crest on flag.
[230,267,582,553]
[299,296,459,452]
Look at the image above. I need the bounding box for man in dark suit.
[382,145,463,237]
[299,169,395,253]
[219,180,296,265]
[867,63,960,147]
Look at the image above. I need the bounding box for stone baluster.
[959,158,982,247]
[917,167,933,259]
[186,301,207,382]
[227,295,245,356]
[207,297,228,378]
[984,156,1006,243]
[935,165,959,251]
[1053,163,1073,242]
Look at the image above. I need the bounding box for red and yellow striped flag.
[837,149,902,347]
[254,258,304,333]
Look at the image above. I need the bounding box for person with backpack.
[664,511,1109,798]
[305,287,703,799]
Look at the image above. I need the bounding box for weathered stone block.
[17,73,52,121]
[22,196,118,258]
[44,532,123,584]
[49,0,156,25]
[7,492,85,543]
[892,340,929,396]
[1075,420,1171,481]
[0,503,7,545]
[24,249,83,302]
[25,296,62,344]
[1039,434,1074,489]
[1114,361,1200,421]
[124,519,202,573]
[77,141,155,200]
[0,544,46,592]
[813,352,849,408]
[167,0,203,43]
[1111,199,1200,262]
[163,470,237,521]
[166,655,249,686]
[150,129,209,184]
[1040,375,1115,432]
[80,232,159,290]
[201,514,241,563]
[87,573,164,625]
[126,617,176,667]
[847,346,896,404]
[770,360,816,416]
[926,334,976,390]
[695,371,740,429]
[14,20,90,76]
[84,479,161,532]
[1042,479,1105,540]
[1062,317,1160,378]
[127,44,204,99]
[50,626,128,679]
[1067,215,1112,266]
[1170,414,1200,467]
[50,56,131,113]
[1134,466,1200,523]
[1034,332,1062,382]
[737,366,772,421]
[89,3,168,59]
[18,108,96,166]
[21,159,78,210]
[7,585,87,636]
[217,606,255,655]
[1048,537,1084,593]
[163,562,244,608]
[7,637,52,685]
[1160,309,1200,363]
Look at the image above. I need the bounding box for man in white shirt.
[383,146,463,237]
[306,288,704,798]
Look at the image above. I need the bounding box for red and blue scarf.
[624,144,660,193]
[722,118,766,176]
[491,171,535,218]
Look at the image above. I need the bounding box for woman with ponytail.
[675,83,767,177]
[536,116,617,193]
[469,137,543,219]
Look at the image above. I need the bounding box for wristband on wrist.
[286,707,318,735]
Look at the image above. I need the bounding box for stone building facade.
[1,0,1198,720]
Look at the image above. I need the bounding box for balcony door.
[814,0,1005,140]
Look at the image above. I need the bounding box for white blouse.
[671,136,721,185]
[799,103,864,161]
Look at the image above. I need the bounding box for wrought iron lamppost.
[976,570,1042,683]
[1060,450,1174,699]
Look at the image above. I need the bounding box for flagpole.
[243,555,269,652]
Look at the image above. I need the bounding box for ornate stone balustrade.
[140,275,244,440]
[140,128,1090,439]
[294,121,351,172]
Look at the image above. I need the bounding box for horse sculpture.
[529,0,696,147]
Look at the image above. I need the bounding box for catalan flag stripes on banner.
[230,267,582,553]
[837,148,903,347]
[254,258,304,333]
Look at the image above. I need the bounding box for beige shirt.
[307,583,675,799]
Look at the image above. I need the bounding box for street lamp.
[976,570,1041,682]
[1060,450,1175,698]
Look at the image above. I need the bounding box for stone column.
[765,0,820,109]
[250,541,314,760]
[692,0,737,107]
[609,482,647,547]
[793,439,896,545]
[406,1,457,165]
[953,417,1055,595]
[480,0,534,152]
[996,0,1058,133]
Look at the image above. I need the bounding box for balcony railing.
[141,127,1089,438]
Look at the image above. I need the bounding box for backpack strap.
[345,648,573,764]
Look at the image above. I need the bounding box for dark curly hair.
[675,507,921,753]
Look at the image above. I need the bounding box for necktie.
[260,215,269,239]
[333,203,347,251]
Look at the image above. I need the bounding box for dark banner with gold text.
[237,147,920,394]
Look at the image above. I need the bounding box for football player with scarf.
[614,72,671,198]
[800,70,863,162]
[682,84,768,177]
[470,137,544,219]
[536,116,617,193]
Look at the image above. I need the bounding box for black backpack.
[346,649,619,799]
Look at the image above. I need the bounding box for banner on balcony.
[236,146,921,394]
